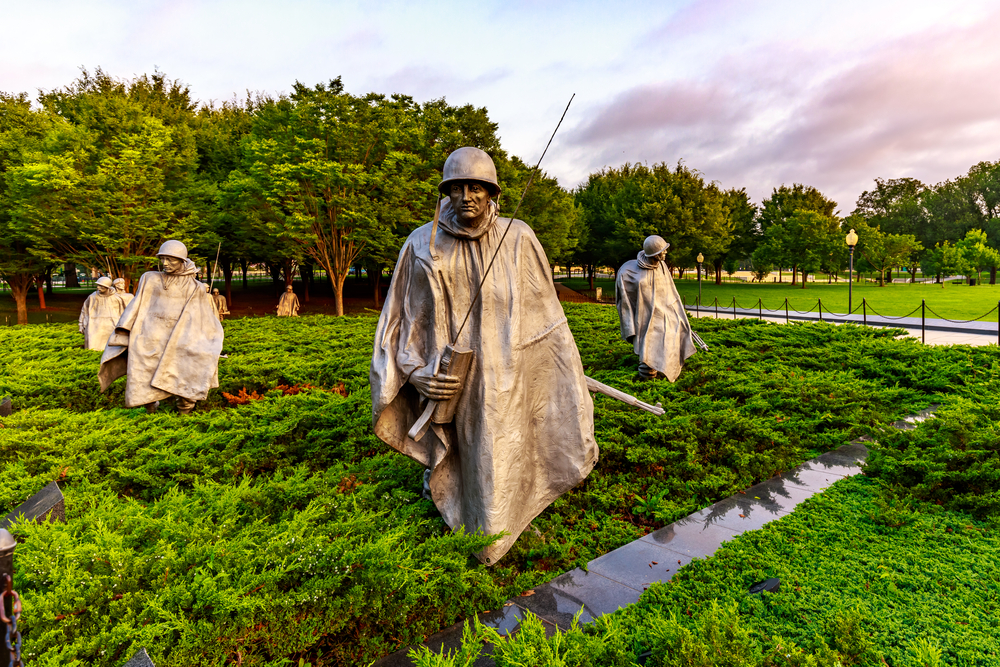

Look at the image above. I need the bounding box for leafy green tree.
[716,187,759,285]
[755,210,839,288]
[228,79,438,315]
[846,216,923,286]
[0,92,54,324]
[920,241,970,287]
[758,184,838,283]
[7,69,206,289]
[955,229,1000,285]
[853,177,927,236]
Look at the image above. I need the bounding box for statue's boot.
[144,401,159,414]
[175,396,196,415]
[637,362,660,380]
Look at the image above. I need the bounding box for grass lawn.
[559,277,1000,321]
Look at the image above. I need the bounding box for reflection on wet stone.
[511,568,642,628]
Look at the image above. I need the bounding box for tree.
[759,184,838,283]
[846,215,923,286]
[920,241,969,288]
[716,187,758,284]
[0,93,54,324]
[955,229,1000,285]
[229,79,438,315]
[755,209,839,288]
[7,69,206,289]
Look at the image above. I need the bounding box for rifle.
[209,242,222,290]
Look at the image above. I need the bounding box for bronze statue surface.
[79,277,128,350]
[370,147,597,565]
[615,235,696,381]
[276,286,300,317]
[99,241,224,414]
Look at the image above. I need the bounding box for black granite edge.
[373,437,884,665]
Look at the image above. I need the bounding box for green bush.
[3,307,989,664]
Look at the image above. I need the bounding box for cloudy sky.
[4,0,1000,212]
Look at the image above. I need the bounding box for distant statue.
[112,278,134,306]
[98,240,224,415]
[370,147,597,565]
[276,285,300,317]
[616,235,697,380]
[212,288,230,321]
[79,276,128,350]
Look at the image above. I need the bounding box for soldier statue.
[615,235,697,380]
[99,240,224,415]
[370,147,598,565]
[212,288,230,321]
[276,285,300,317]
[112,278,134,306]
[79,276,128,350]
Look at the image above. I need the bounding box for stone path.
[373,405,937,666]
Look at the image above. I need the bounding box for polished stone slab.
[588,537,694,591]
[681,493,790,534]
[121,648,156,667]
[640,514,740,556]
[1,481,65,531]
[510,568,642,629]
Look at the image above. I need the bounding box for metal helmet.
[156,240,188,260]
[96,276,114,289]
[642,235,670,258]
[438,147,501,197]
[112,278,125,288]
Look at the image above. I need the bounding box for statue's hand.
[411,372,462,401]
[108,331,130,347]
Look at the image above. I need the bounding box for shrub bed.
[1,305,990,664]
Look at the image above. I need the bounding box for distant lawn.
[559,277,1000,321]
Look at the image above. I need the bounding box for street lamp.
[696,252,704,306]
[846,229,858,314]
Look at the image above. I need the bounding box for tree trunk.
[990,266,996,285]
[800,270,808,288]
[35,275,47,309]
[714,261,722,285]
[220,258,234,309]
[301,264,313,303]
[792,266,798,285]
[7,273,32,325]
[45,271,53,295]
[333,273,347,316]
[588,265,595,291]
[372,265,382,308]
[64,262,79,288]
[240,258,249,289]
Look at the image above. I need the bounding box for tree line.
[2,68,999,324]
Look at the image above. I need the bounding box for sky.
[3,0,1000,213]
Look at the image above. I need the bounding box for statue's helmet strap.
[439,147,501,197]
[96,276,114,288]
[643,235,669,258]
[157,240,188,260]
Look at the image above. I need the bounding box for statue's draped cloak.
[99,264,224,406]
[615,256,696,381]
[277,292,300,317]
[371,199,598,564]
[79,290,128,350]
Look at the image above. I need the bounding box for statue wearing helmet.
[79,276,129,350]
[615,235,698,380]
[112,277,134,307]
[99,239,224,415]
[371,147,598,565]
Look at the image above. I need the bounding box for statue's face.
[213,289,219,295]
[286,286,293,292]
[160,256,183,274]
[97,285,110,295]
[449,181,491,227]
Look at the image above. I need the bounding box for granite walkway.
[373,405,938,666]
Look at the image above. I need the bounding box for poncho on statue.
[616,250,696,381]
[79,285,129,351]
[99,259,224,407]
[371,198,598,564]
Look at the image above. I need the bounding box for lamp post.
[846,229,858,315]
[696,252,704,306]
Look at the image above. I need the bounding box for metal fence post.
[733,297,736,320]
[863,299,867,326]
[758,298,762,321]
[818,298,823,321]
[997,301,999,346]
[784,298,789,324]
[922,299,925,344]
[714,297,718,320]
